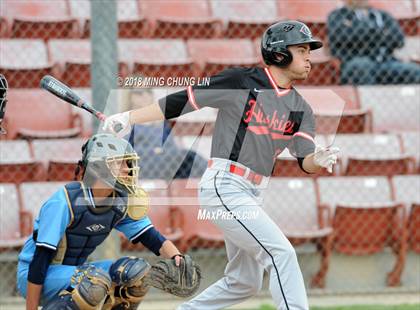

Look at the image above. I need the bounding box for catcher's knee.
[110,256,151,287]
[43,264,112,310]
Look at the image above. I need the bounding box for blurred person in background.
[121,88,207,180]
[328,0,420,85]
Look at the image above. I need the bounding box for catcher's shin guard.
[105,256,151,309]
[42,264,112,310]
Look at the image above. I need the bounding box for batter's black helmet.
[261,20,323,67]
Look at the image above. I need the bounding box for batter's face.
[284,44,312,80]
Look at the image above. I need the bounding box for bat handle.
[96,112,124,134]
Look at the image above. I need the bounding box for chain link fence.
[0,0,419,307]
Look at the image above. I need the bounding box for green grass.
[257,305,420,310]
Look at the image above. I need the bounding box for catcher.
[16,134,201,310]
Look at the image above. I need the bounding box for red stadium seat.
[0,183,31,250]
[400,131,420,171]
[277,0,342,40]
[368,0,419,35]
[0,17,8,38]
[394,36,420,64]
[210,0,278,39]
[318,176,406,286]
[72,88,93,137]
[333,134,415,176]
[1,0,78,39]
[5,89,82,140]
[32,138,86,181]
[139,0,222,39]
[272,136,333,177]
[48,40,91,87]
[0,39,53,88]
[392,175,420,253]
[358,85,420,132]
[169,179,224,252]
[298,86,371,133]
[265,178,333,288]
[119,39,194,79]
[69,0,147,38]
[19,181,67,232]
[0,140,45,183]
[121,179,183,251]
[187,39,260,76]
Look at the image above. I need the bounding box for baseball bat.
[40,75,107,121]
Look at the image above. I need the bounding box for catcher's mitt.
[144,254,201,298]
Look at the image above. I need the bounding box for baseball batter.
[104,21,339,310]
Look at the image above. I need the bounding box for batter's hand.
[314,146,339,173]
[102,111,131,138]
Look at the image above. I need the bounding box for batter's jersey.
[18,186,153,265]
[158,67,316,176]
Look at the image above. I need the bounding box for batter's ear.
[274,53,285,62]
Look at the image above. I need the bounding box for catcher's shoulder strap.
[127,187,150,220]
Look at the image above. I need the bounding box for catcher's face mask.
[106,153,140,195]
[0,74,8,135]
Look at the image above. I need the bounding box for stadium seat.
[1,0,78,39]
[5,89,82,140]
[19,181,67,232]
[0,183,31,250]
[318,176,407,286]
[264,178,333,288]
[0,39,53,88]
[333,134,415,176]
[368,0,419,35]
[272,136,333,177]
[400,131,420,171]
[358,85,420,132]
[394,36,420,64]
[298,85,370,133]
[139,0,222,39]
[277,0,343,39]
[210,0,278,39]
[48,40,91,87]
[32,138,86,181]
[392,175,420,253]
[168,179,224,252]
[72,88,93,137]
[69,0,147,38]
[0,140,44,183]
[119,39,194,79]
[187,39,260,76]
[0,17,8,38]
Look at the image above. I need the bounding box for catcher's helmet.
[261,20,323,67]
[0,74,8,135]
[80,134,139,194]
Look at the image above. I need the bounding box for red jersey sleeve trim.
[293,131,315,144]
[187,85,200,110]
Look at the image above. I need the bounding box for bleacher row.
[1,0,420,88]
[1,0,418,39]
[1,175,419,287]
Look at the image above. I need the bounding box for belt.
[208,159,263,185]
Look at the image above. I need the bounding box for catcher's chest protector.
[52,182,128,265]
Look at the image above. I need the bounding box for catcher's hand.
[314,146,339,173]
[144,254,201,298]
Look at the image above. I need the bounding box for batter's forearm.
[302,153,322,174]
[26,282,42,310]
[129,103,165,125]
